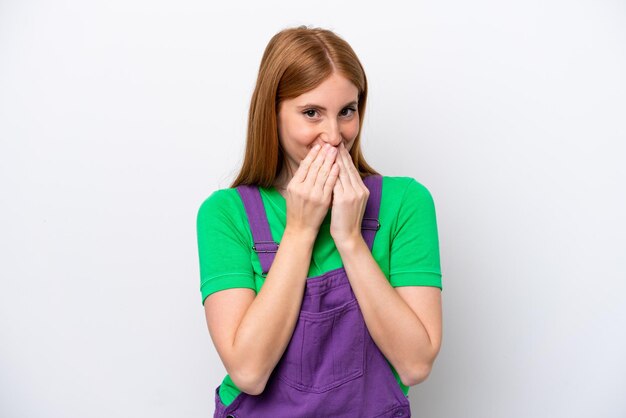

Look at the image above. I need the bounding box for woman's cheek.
[341,116,359,138]
[299,124,318,141]
[295,127,319,148]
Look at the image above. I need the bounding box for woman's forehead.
[288,74,359,106]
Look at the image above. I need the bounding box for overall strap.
[362,174,383,251]
[236,174,383,275]
[236,184,279,275]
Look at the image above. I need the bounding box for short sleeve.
[196,189,255,305]
[389,178,443,290]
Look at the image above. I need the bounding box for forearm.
[232,227,316,393]
[336,236,436,386]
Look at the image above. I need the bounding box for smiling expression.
[276,72,360,177]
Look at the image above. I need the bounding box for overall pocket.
[275,298,366,393]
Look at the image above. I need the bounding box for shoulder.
[196,187,252,247]
[196,187,244,223]
[381,175,435,205]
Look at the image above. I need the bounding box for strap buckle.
[252,240,280,253]
[362,217,381,231]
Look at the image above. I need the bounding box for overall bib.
[213,174,411,418]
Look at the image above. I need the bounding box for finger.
[336,145,353,193]
[324,162,340,199]
[339,142,360,190]
[303,143,331,187]
[342,143,369,195]
[293,144,322,183]
[314,144,338,192]
[333,171,344,195]
[304,146,334,189]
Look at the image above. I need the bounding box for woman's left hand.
[330,142,370,247]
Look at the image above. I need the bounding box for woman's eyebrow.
[297,100,358,111]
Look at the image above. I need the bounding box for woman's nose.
[319,121,342,146]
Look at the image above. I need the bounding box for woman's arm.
[204,144,339,395]
[336,237,442,386]
[204,226,316,395]
[329,145,443,386]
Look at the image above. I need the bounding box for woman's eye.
[302,107,356,119]
[341,107,356,117]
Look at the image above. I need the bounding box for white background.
[1,1,625,417]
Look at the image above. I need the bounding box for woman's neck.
[273,165,296,193]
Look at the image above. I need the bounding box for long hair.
[229,25,379,189]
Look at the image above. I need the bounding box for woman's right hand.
[284,143,339,236]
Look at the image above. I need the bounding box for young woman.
[197,25,443,417]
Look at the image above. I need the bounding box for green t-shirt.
[196,176,443,406]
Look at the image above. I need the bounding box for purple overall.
[213,174,411,418]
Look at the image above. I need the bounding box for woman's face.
[276,72,360,176]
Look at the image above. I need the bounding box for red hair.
[230,25,379,188]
